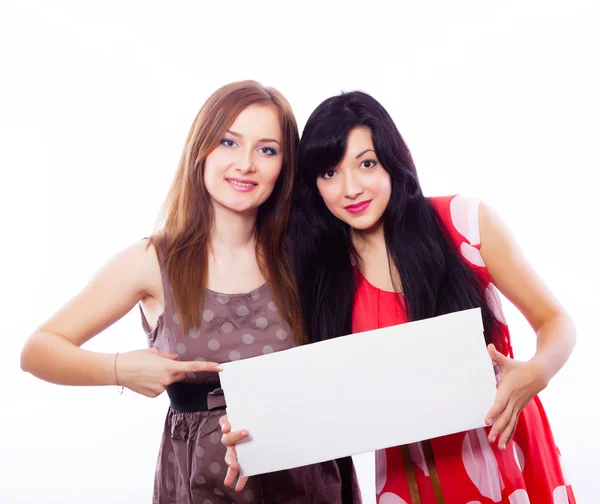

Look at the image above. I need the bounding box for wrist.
[527,355,552,389]
[94,352,120,386]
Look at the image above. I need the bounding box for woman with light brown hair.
[20,81,361,503]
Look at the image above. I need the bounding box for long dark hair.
[290,91,504,351]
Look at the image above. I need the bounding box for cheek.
[202,161,213,187]
[316,182,337,210]
[202,165,220,200]
[380,176,392,202]
[262,159,283,185]
[203,152,223,183]
[368,172,392,202]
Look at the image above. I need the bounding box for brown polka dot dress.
[141,251,362,504]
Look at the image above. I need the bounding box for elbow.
[20,341,33,373]
[20,334,41,373]
[554,309,577,351]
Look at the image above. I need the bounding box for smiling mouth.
[344,200,372,214]
[226,178,258,188]
[230,181,254,187]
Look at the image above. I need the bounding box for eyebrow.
[227,130,281,146]
[355,148,375,159]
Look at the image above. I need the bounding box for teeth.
[229,180,254,187]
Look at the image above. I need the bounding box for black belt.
[167,381,227,413]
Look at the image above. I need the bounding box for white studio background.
[1,1,598,502]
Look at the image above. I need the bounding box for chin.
[350,222,377,231]
[337,217,374,230]
[214,198,257,214]
[341,213,383,232]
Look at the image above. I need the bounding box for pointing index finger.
[173,360,222,373]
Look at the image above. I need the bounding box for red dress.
[352,195,575,504]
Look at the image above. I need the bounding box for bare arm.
[20,240,157,385]
[479,202,576,449]
[20,240,220,395]
[479,202,576,382]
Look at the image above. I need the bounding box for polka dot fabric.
[352,195,576,504]
[141,248,361,503]
[146,282,293,382]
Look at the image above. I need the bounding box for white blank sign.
[219,308,497,477]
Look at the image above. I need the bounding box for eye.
[322,169,337,179]
[220,138,237,148]
[361,159,378,169]
[259,147,278,156]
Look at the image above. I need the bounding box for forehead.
[342,126,374,157]
[229,104,282,140]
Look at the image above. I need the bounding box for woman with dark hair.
[223,91,576,503]
[20,81,361,504]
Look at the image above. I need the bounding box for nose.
[235,148,256,175]
[343,171,363,199]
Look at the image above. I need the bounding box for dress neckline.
[205,280,270,297]
[354,267,404,296]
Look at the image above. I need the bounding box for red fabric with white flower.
[352,195,575,504]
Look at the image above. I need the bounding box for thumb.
[487,343,509,367]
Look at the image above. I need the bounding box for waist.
[166,381,227,413]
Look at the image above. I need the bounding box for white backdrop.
[1,1,598,502]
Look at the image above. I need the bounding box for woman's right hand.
[219,414,250,491]
[20,241,223,390]
[116,348,222,397]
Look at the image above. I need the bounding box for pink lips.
[226,177,258,193]
[344,200,372,214]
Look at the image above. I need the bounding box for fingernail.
[502,443,507,450]
[217,365,223,371]
[486,418,494,425]
[491,435,497,443]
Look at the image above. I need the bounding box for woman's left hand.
[219,414,249,491]
[485,344,549,449]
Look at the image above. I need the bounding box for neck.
[210,201,258,252]
[351,219,386,257]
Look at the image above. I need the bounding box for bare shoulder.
[478,201,565,330]
[478,201,517,256]
[34,239,164,347]
[122,239,163,301]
